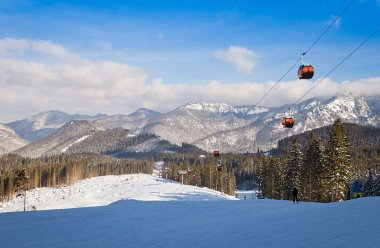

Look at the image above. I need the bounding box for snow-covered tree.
[325,119,352,202]
[363,169,380,197]
[283,138,303,200]
[301,132,324,202]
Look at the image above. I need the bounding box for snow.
[0,172,378,247]
[61,134,90,152]
[235,190,262,200]
[0,173,235,213]
[247,106,269,115]
[0,195,379,248]
[153,161,164,170]
[182,102,236,113]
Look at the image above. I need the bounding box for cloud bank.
[214,46,258,74]
[0,38,379,122]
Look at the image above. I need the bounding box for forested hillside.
[274,123,380,155]
[0,153,153,202]
[237,120,380,202]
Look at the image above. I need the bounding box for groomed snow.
[0,196,379,248]
[0,173,235,213]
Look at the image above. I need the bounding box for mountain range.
[2,92,380,157]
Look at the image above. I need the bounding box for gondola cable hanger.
[253,0,356,109]
[286,26,380,115]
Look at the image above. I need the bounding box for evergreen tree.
[373,173,380,196]
[301,132,324,201]
[325,119,352,202]
[14,168,29,194]
[363,169,380,196]
[283,138,303,200]
[272,156,285,200]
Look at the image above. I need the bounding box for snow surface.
[61,134,90,152]
[181,102,236,113]
[235,190,262,200]
[0,196,379,248]
[0,173,235,213]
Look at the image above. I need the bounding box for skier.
[292,187,299,203]
[244,195,247,200]
[353,181,362,199]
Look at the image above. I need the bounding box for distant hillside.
[12,119,204,158]
[272,123,380,155]
[8,111,107,142]
[106,133,206,159]
[0,123,28,155]
[6,93,380,154]
[13,120,104,158]
[94,108,160,132]
[65,128,130,155]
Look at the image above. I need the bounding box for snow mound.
[0,174,235,212]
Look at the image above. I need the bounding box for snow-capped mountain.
[6,93,380,155]
[0,123,28,155]
[137,103,269,147]
[13,120,105,158]
[7,111,108,142]
[194,93,380,152]
[94,108,160,132]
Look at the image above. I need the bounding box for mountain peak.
[128,108,160,119]
[180,102,235,113]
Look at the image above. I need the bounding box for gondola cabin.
[282,117,295,128]
[298,65,314,79]
[213,150,220,157]
[216,165,222,172]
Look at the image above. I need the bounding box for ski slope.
[0,197,379,248]
[0,173,379,247]
[0,173,235,212]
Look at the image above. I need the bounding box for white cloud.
[0,38,380,122]
[214,46,258,74]
[0,38,80,62]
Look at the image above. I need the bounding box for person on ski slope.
[292,187,299,203]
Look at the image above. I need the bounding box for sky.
[0,0,379,122]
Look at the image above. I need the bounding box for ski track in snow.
[61,134,90,152]
[0,173,235,212]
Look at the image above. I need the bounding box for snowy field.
[0,173,379,248]
[0,197,379,248]
[0,173,235,212]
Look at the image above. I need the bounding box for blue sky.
[0,0,379,120]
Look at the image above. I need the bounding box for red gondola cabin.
[282,117,295,128]
[298,65,314,80]
[213,150,220,157]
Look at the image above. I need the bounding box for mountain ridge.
[4,93,380,155]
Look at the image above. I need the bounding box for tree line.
[161,156,236,196]
[0,153,153,202]
[256,119,380,202]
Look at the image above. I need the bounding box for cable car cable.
[253,58,300,108]
[303,0,355,55]
[253,0,356,108]
[286,26,380,112]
